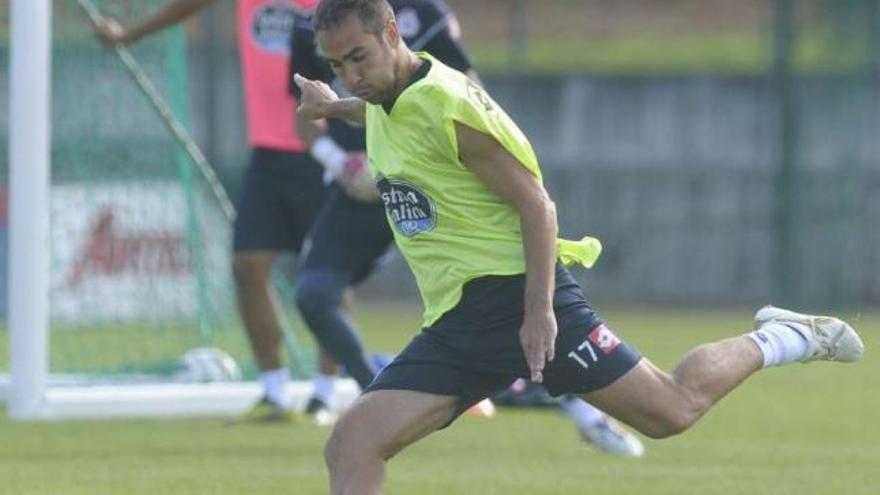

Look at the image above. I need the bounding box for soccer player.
[294,0,865,492]
[287,0,475,417]
[288,0,644,456]
[93,0,332,421]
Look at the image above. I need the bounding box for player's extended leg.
[325,390,458,495]
[584,336,762,438]
[583,307,863,438]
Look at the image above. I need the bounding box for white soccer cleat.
[754,305,864,363]
[579,418,645,458]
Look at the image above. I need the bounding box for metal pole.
[75,0,236,221]
[772,0,797,305]
[9,0,52,420]
[205,3,222,166]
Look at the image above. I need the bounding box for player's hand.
[93,17,129,45]
[519,309,557,383]
[339,152,380,203]
[294,73,340,121]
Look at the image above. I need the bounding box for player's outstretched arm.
[455,121,558,383]
[93,0,218,45]
[294,74,366,124]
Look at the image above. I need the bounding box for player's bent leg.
[296,269,377,389]
[582,336,763,439]
[325,390,458,495]
[232,250,284,371]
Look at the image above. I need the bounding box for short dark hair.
[313,0,395,37]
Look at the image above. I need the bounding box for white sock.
[747,322,810,367]
[558,397,605,431]
[311,373,336,405]
[260,368,291,408]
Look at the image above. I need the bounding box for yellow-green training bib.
[365,53,601,326]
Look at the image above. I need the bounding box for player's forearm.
[123,0,216,43]
[322,98,366,124]
[519,194,558,313]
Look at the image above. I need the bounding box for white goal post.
[8,0,52,421]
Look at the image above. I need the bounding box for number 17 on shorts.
[568,324,622,369]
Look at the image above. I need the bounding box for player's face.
[317,14,399,105]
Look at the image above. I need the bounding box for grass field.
[1,304,878,495]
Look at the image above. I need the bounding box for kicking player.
[289,0,642,456]
[295,1,865,492]
[287,0,474,417]
[93,0,331,421]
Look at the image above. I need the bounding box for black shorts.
[232,148,328,253]
[298,188,393,285]
[365,264,641,424]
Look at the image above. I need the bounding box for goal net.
[3,0,333,419]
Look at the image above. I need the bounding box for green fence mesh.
[28,0,316,382]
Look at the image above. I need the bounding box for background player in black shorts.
[95,0,328,421]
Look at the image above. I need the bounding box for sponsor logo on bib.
[377,177,437,237]
[251,2,297,54]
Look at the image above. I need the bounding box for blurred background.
[0,0,878,379]
[1,4,878,493]
[149,0,880,308]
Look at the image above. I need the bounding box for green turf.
[2,305,878,494]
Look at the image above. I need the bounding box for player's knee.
[324,414,378,470]
[642,398,703,439]
[643,413,692,439]
[323,425,346,470]
[296,271,344,315]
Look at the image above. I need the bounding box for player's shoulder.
[431,57,470,86]
[405,59,467,107]
[414,60,499,121]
